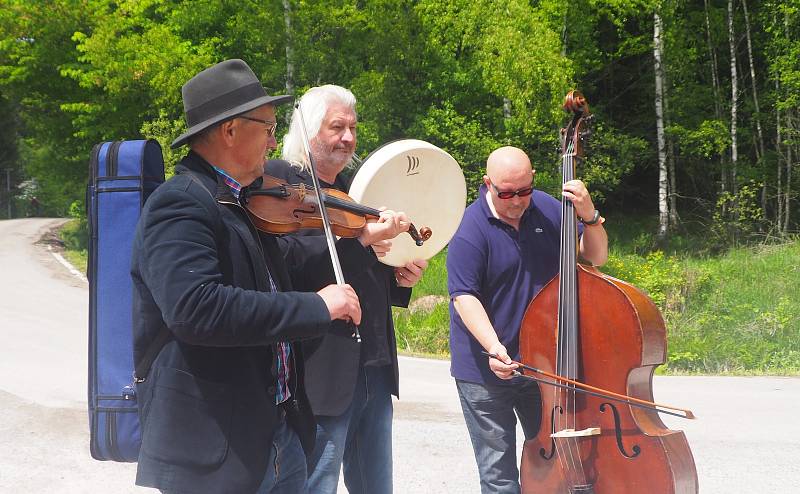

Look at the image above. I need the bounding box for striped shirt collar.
[212,166,242,200]
[210,164,292,405]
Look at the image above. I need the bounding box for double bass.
[517,91,698,493]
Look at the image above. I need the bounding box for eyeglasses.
[490,182,534,199]
[239,116,278,137]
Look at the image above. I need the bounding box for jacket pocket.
[141,367,232,468]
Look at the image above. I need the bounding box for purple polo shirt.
[447,184,577,385]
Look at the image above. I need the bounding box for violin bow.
[481,351,696,419]
[295,102,361,342]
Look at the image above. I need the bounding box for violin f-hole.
[292,205,316,220]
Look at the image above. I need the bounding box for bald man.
[446,146,608,493]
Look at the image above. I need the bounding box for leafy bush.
[59,203,89,252]
[711,182,766,247]
[602,250,686,310]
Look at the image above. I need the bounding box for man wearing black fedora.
[130,59,408,493]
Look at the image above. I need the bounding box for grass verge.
[394,240,800,375]
[58,218,88,274]
[59,215,800,374]
[665,242,800,374]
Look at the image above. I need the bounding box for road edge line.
[48,245,88,283]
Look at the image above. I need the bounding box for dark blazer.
[264,159,411,417]
[131,152,331,494]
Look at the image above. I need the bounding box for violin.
[517,91,698,493]
[244,174,432,245]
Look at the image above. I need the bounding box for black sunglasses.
[239,116,278,137]
[490,182,534,199]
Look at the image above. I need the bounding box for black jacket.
[131,152,331,493]
[264,159,411,417]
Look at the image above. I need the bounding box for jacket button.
[267,386,276,394]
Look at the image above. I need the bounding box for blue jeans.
[455,377,541,494]
[256,414,308,494]
[307,365,393,494]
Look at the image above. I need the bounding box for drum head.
[349,139,466,267]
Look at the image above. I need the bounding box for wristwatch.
[580,209,603,226]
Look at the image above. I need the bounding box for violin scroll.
[414,226,433,245]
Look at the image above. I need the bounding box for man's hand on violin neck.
[317,283,362,325]
[357,209,410,247]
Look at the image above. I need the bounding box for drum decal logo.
[406,155,421,176]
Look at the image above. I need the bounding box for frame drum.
[349,139,466,267]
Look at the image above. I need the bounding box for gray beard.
[310,141,353,179]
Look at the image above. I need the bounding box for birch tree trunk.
[654,9,669,240]
[667,120,679,228]
[704,0,727,198]
[704,0,723,121]
[660,7,679,229]
[742,0,767,216]
[784,14,794,233]
[776,78,784,233]
[785,145,792,233]
[662,47,678,228]
[727,0,739,195]
[785,111,793,233]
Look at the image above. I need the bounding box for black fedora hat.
[171,59,292,149]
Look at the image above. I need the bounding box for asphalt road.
[1,218,799,493]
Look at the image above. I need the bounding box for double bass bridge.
[550,427,601,438]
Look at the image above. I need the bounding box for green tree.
[0,0,99,214]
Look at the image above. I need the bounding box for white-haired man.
[265,85,427,494]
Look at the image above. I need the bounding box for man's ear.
[218,119,238,148]
[483,175,491,187]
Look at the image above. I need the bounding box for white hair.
[281,85,357,172]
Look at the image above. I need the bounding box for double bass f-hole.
[598,403,641,459]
